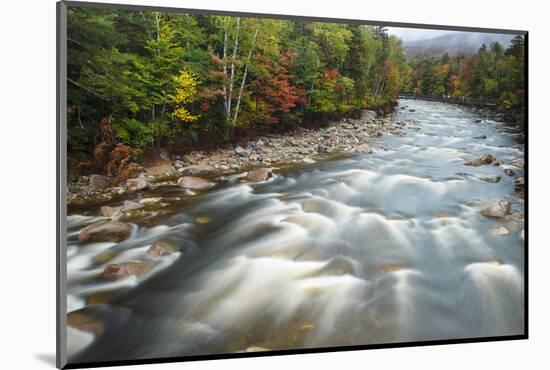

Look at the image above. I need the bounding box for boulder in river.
[89,174,112,190]
[504,168,516,176]
[479,199,512,218]
[464,154,496,167]
[178,176,212,189]
[514,177,525,198]
[489,226,510,236]
[512,159,525,169]
[67,311,105,335]
[100,205,120,217]
[480,175,501,183]
[246,168,273,181]
[79,221,132,243]
[148,239,176,257]
[355,143,373,154]
[126,176,148,192]
[103,261,147,279]
[122,200,143,211]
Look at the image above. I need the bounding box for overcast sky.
[386,27,457,42]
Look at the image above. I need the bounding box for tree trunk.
[233,24,260,125]
[227,17,241,124]
[222,27,229,118]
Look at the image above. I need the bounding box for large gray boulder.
[177,176,212,189]
[479,199,512,218]
[361,110,377,121]
[465,154,496,167]
[89,174,112,190]
[148,239,177,257]
[126,176,148,192]
[79,221,132,242]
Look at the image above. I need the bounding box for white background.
[1,0,546,368]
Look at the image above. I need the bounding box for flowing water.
[67,99,525,364]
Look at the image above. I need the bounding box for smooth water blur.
[67,99,525,363]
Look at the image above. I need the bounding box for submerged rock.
[139,197,162,204]
[246,168,273,182]
[489,226,510,236]
[177,176,212,189]
[479,199,511,218]
[465,154,495,167]
[504,168,516,176]
[245,346,270,352]
[103,261,147,279]
[67,311,105,335]
[376,264,403,273]
[148,239,176,257]
[195,216,211,225]
[94,249,119,264]
[79,221,131,243]
[480,175,501,183]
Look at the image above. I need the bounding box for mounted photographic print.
[57,1,527,368]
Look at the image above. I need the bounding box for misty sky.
[386,27,457,42]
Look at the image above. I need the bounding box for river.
[66,99,525,364]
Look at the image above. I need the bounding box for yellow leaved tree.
[170,70,200,122]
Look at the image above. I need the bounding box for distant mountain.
[403,32,514,56]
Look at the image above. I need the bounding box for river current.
[66,99,525,363]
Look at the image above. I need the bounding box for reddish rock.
[246,168,273,182]
[103,261,147,279]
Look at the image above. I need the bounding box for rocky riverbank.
[67,109,407,207]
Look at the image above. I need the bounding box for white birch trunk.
[233,25,260,125]
[227,17,241,124]
[222,27,229,118]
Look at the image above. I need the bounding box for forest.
[67,8,525,178]
[67,8,408,165]
[402,36,525,121]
